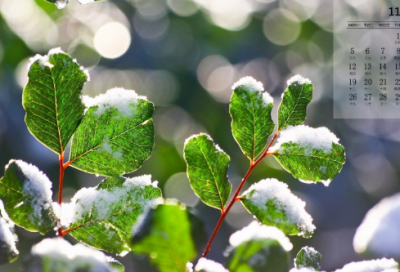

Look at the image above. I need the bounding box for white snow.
[287,75,312,86]
[242,179,315,237]
[0,200,18,255]
[8,160,53,223]
[334,258,398,272]
[55,0,69,9]
[271,125,339,156]
[195,258,228,272]
[229,221,293,251]
[61,175,158,227]
[289,268,316,272]
[82,88,147,117]
[31,238,117,272]
[354,192,400,259]
[48,47,65,56]
[231,76,273,105]
[186,262,194,272]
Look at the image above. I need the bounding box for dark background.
[0,0,399,271]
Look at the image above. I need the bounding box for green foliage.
[230,80,274,160]
[277,79,313,130]
[23,49,87,154]
[273,142,345,184]
[226,239,289,272]
[294,246,322,270]
[69,99,155,177]
[130,200,203,272]
[184,134,232,210]
[0,203,19,264]
[66,176,161,255]
[0,160,56,234]
[107,258,125,272]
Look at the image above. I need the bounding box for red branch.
[201,131,280,257]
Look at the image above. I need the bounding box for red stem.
[57,154,67,237]
[201,131,280,257]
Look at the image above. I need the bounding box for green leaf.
[240,179,315,238]
[23,48,88,154]
[272,125,346,185]
[24,238,120,272]
[0,160,57,234]
[183,134,232,210]
[63,175,161,255]
[226,222,291,272]
[230,77,275,160]
[69,89,154,177]
[130,199,204,272]
[107,257,125,272]
[294,246,322,270]
[0,200,19,264]
[277,75,313,130]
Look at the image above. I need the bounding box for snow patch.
[290,268,316,272]
[242,179,315,237]
[82,88,147,117]
[229,221,293,251]
[0,200,18,255]
[8,160,53,223]
[32,238,116,272]
[195,258,228,272]
[61,175,158,227]
[287,75,312,86]
[231,76,273,105]
[334,258,398,272]
[186,262,194,272]
[271,125,339,155]
[354,192,400,259]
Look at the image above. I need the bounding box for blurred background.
[1,0,400,271]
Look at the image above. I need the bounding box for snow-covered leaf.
[130,199,205,272]
[195,258,228,272]
[354,192,400,259]
[272,125,345,185]
[241,179,315,238]
[0,160,57,234]
[230,76,275,161]
[278,75,313,130]
[0,200,19,264]
[23,48,88,154]
[294,247,322,271]
[23,238,122,272]
[107,257,125,272]
[69,88,154,177]
[226,221,292,272]
[334,258,398,272]
[184,134,232,210]
[62,175,161,254]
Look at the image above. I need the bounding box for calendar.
[334,0,400,119]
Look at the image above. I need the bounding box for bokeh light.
[93,22,131,59]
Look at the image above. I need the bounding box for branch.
[201,131,280,257]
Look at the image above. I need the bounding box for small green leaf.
[24,238,119,272]
[241,179,315,238]
[69,88,154,177]
[272,125,345,185]
[23,48,88,154]
[107,257,125,272]
[0,160,57,234]
[184,134,232,210]
[295,246,322,270]
[226,222,291,272]
[130,199,204,272]
[278,75,313,130]
[230,77,275,160]
[0,200,19,264]
[63,175,161,254]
